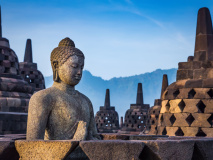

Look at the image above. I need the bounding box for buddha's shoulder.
[30,87,60,102]
[76,91,92,105]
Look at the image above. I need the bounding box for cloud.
[131,10,164,28]
[105,1,164,28]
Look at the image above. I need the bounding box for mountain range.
[44,68,177,117]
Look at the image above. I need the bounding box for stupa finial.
[194,7,213,61]
[24,39,33,63]
[136,83,144,105]
[161,74,168,99]
[104,89,110,108]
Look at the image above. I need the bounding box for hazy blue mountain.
[45,68,177,117]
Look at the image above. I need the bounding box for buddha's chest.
[50,94,90,126]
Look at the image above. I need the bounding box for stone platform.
[0,133,213,160]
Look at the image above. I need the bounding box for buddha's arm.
[26,92,52,140]
[87,101,100,140]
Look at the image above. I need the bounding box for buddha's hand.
[73,121,87,141]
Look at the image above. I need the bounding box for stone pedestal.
[15,140,79,160]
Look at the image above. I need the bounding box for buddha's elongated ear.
[53,61,59,82]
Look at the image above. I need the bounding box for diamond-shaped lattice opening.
[160,115,164,121]
[196,100,206,113]
[166,101,170,111]
[188,89,196,99]
[185,114,195,126]
[162,128,167,135]
[196,128,206,137]
[178,100,186,112]
[173,89,180,99]
[207,89,213,98]
[207,114,213,127]
[175,127,184,136]
[169,114,176,125]
[151,120,155,125]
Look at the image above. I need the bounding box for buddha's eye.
[72,64,78,68]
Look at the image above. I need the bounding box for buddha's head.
[50,37,85,86]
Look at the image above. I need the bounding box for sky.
[1,0,213,79]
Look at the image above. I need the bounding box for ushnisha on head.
[50,37,85,86]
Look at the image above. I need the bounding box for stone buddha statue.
[26,37,99,140]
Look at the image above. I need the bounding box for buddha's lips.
[75,76,81,80]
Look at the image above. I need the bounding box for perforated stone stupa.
[146,74,168,135]
[122,83,150,132]
[0,7,34,134]
[19,39,45,91]
[158,7,213,137]
[95,89,119,133]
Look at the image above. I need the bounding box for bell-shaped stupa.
[146,74,168,135]
[0,7,34,134]
[95,89,119,133]
[19,39,45,91]
[121,83,150,133]
[157,7,213,137]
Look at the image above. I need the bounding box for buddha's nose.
[77,69,82,75]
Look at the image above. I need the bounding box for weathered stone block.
[156,126,166,135]
[188,56,194,62]
[173,113,190,127]
[202,128,213,137]
[178,62,192,69]
[161,100,169,114]
[206,68,213,78]
[0,83,7,91]
[148,125,157,135]
[169,99,182,113]
[157,114,164,126]
[168,80,187,90]
[0,140,19,160]
[0,98,7,106]
[201,61,212,68]
[166,127,178,136]
[192,61,202,69]
[80,140,144,160]
[176,88,190,99]
[193,68,206,79]
[142,139,195,160]
[202,99,213,113]
[183,99,200,113]
[185,79,203,88]
[194,50,207,61]
[15,140,79,160]
[2,60,11,68]
[203,78,213,87]
[177,70,193,81]
[195,139,213,158]
[181,127,198,137]
[10,67,17,74]
[101,134,129,140]
[160,113,173,127]
[193,88,210,99]
[191,113,211,127]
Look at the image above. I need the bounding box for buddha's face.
[58,55,84,86]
